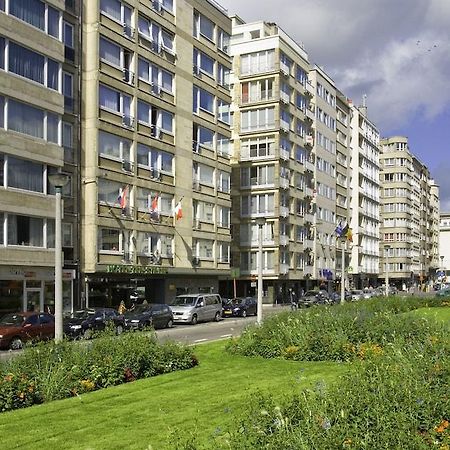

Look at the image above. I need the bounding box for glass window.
[100,0,121,21]
[47,113,59,144]
[47,6,60,38]
[7,214,44,247]
[63,22,74,48]
[47,59,59,90]
[7,157,43,192]
[8,99,44,139]
[198,126,214,149]
[161,151,173,173]
[0,37,4,70]
[100,37,121,67]
[217,100,230,124]
[0,153,4,186]
[9,42,44,85]
[47,219,55,248]
[0,212,3,245]
[63,122,73,148]
[218,29,230,54]
[10,0,45,31]
[199,14,214,41]
[62,223,73,247]
[98,178,123,206]
[99,130,131,161]
[199,88,214,113]
[160,110,173,133]
[99,228,120,251]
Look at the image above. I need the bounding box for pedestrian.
[118,300,127,315]
[289,288,298,311]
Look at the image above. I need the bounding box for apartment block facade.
[81,0,232,307]
[229,18,319,302]
[379,136,440,287]
[0,0,80,316]
[348,102,381,288]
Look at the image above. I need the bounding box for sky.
[219,0,450,210]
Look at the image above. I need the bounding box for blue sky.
[220,0,450,210]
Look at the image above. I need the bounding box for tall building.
[229,18,317,302]
[380,136,440,288]
[439,211,450,282]
[348,100,381,289]
[309,66,338,287]
[0,0,80,315]
[81,0,232,307]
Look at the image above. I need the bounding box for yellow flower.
[343,438,352,446]
[435,420,449,433]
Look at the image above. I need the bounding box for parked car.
[299,290,330,307]
[351,290,364,301]
[0,312,55,350]
[170,294,222,325]
[222,297,257,318]
[63,308,125,339]
[436,288,450,298]
[124,304,173,330]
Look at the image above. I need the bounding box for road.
[0,305,289,361]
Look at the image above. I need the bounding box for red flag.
[118,185,128,209]
[174,201,182,220]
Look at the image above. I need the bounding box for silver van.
[170,294,222,325]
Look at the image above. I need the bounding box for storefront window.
[0,280,23,315]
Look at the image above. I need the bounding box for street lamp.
[440,255,445,288]
[340,237,346,304]
[255,218,266,325]
[48,171,70,342]
[384,245,391,297]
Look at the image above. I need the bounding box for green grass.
[0,340,346,449]
[403,306,450,324]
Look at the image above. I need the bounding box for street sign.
[230,268,240,278]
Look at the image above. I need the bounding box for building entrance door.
[24,289,43,312]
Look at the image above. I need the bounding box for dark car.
[124,304,174,330]
[63,308,125,339]
[299,290,330,307]
[222,297,257,318]
[436,288,450,298]
[0,312,55,350]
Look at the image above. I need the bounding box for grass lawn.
[403,306,450,324]
[0,340,347,450]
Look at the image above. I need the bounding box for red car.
[0,312,55,350]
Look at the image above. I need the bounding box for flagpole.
[340,238,346,304]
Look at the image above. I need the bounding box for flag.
[335,222,344,237]
[118,185,129,210]
[174,200,182,220]
[345,227,353,242]
[149,193,159,221]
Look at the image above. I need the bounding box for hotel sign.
[106,265,168,275]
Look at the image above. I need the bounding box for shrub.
[0,331,197,412]
[215,324,450,449]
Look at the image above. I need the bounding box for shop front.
[0,267,76,316]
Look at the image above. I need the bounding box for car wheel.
[83,328,93,339]
[214,311,221,322]
[116,324,124,335]
[191,314,198,325]
[241,310,247,318]
[9,337,23,350]
[166,319,173,329]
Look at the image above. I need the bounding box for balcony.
[279,206,289,218]
[305,81,315,96]
[305,186,314,197]
[279,235,289,246]
[280,177,289,189]
[280,91,290,104]
[280,119,290,133]
[306,107,315,121]
[304,212,314,223]
[279,263,290,275]
[280,148,290,161]
[304,160,314,172]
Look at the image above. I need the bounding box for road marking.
[194,338,208,343]
[220,334,232,338]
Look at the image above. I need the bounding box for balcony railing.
[279,235,289,246]
[279,263,290,274]
[280,148,290,161]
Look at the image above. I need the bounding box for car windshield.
[124,305,150,316]
[71,310,95,319]
[0,313,25,326]
[304,291,317,296]
[172,296,196,306]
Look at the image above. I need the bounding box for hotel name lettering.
[106,265,168,275]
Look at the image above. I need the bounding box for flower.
[435,420,449,433]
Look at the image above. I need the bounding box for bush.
[0,331,197,412]
[227,296,449,362]
[215,323,450,449]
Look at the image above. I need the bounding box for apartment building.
[334,90,352,288]
[348,100,381,289]
[229,18,316,302]
[0,0,80,315]
[379,136,440,288]
[439,211,450,281]
[81,0,232,307]
[309,66,338,288]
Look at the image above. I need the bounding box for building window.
[218,206,230,228]
[193,162,214,186]
[217,134,230,157]
[241,136,276,159]
[63,72,73,111]
[217,28,230,54]
[241,50,275,75]
[62,223,73,247]
[193,238,214,260]
[193,123,214,152]
[99,84,132,122]
[241,107,275,132]
[218,242,229,263]
[217,170,230,193]
[193,48,214,78]
[8,156,44,193]
[138,15,175,54]
[217,63,230,88]
[138,57,174,94]
[136,144,173,175]
[0,212,4,246]
[241,194,275,216]
[98,179,125,207]
[217,99,230,124]
[193,86,214,115]
[193,11,215,42]
[137,100,173,134]
[99,36,121,67]
[98,130,131,163]
[241,78,274,103]
[7,214,44,247]
[98,227,121,252]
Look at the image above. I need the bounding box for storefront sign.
[106,265,168,275]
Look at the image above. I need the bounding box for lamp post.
[48,171,70,342]
[440,255,445,289]
[340,238,346,304]
[255,218,266,325]
[384,245,391,297]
